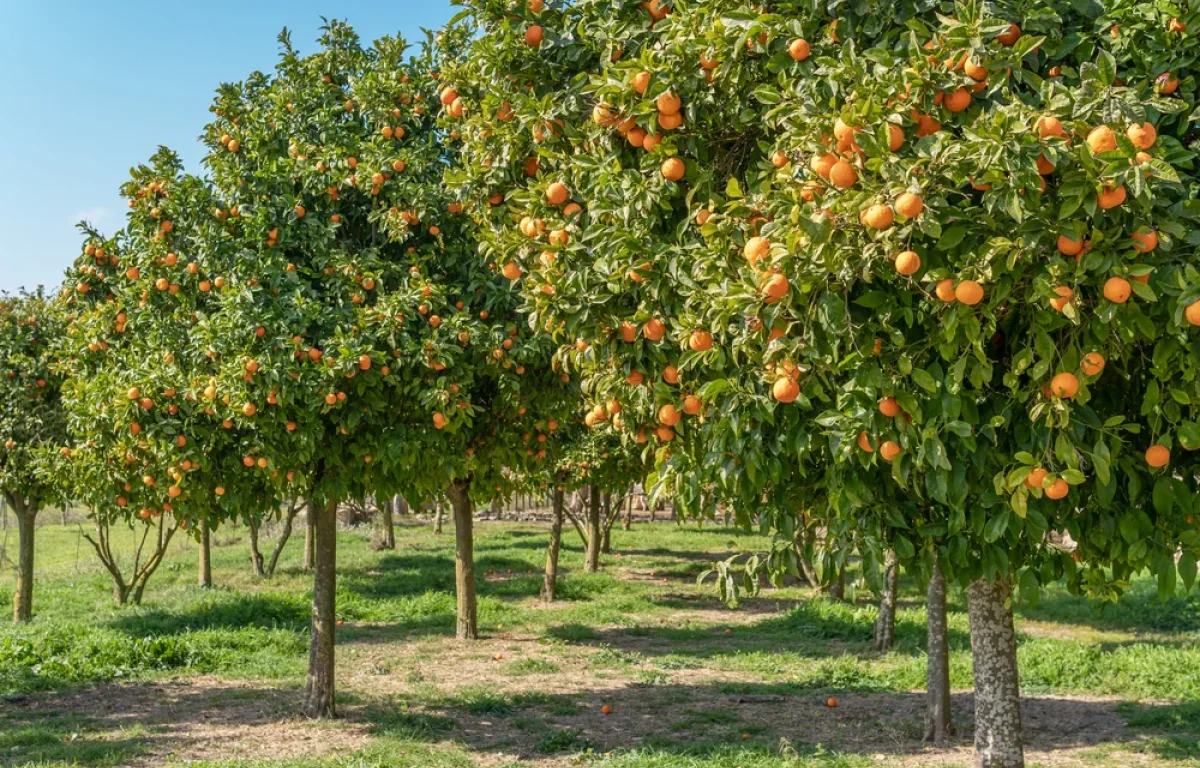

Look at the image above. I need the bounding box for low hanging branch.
[81,513,179,605]
[249,498,304,577]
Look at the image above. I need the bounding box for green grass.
[2,515,1200,766]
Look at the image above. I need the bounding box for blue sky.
[0,1,457,294]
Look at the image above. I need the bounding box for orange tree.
[0,289,68,622]
[60,150,290,605]
[448,1,1200,765]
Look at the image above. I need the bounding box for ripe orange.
[1050,286,1074,312]
[682,395,703,415]
[1056,234,1083,257]
[788,38,811,61]
[433,412,447,429]
[827,697,839,708]
[886,124,905,151]
[771,150,789,168]
[894,192,923,218]
[1103,277,1131,304]
[546,182,569,206]
[935,279,956,303]
[525,25,544,47]
[689,330,713,352]
[1036,115,1065,139]
[1045,478,1069,500]
[955,280,984,306]
[501,261,523,280]
[1186,300,1200,326]
[863,204,894,230]
[1126,122,1157,150]
[944,87,971,113]
[661,157,686,181]
[879,397,901,417]
[829,159,857,189]
[1146,444,1170,468]
[1081,352,1105,377]
[1025,467,1048,490]
[1086,126,1117,154]
[879,441,901,462]
[663,365,680,385]
[658,403,681,426]
[656,91,682,116]
[1049,372,1080,399]
[997,23,1021,45]
[643,318,666,341]
[1131,229,1158,253]
[619,322,637,343]
[894,250,921,276]
[773,377,800,403]
[810,153,837,179]
[762,273,790,301]
[1098,184,1126,210]
[857,431,874,453]
[631,70,651,94]
[601,705,613,715]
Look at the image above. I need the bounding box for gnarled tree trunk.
[198,519,213,587]
[542,486,565,602]
[303,499,338,719]
[584,485,601,572]
[925,564,953,745]
[873,549,899,652]
[447,480,477,640]
[968,576,1023,768]
[10,494,37,623]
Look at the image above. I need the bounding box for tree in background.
[0,290,68,622]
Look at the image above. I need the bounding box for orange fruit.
[433,412,447,429]
[887,124,905,151]
[879,397,901,417]
[863,204,894,230]
[1131,229,1158,253]
[894,250,921,276]
[524,25,544,46]
[1036,115,1065,139]
[1050,286,1074,312]
[546,182,569,206]
[501,261,522,280]
[682,395,702,415]
[829,159,857,189]
[762,273,790,301]
[1103,277,1131,303]
[1086,126,1117,154]
[689,330,713,351]
[771,150,789,168]
[935,279,957,303]
[826,697,839,708]
[601,705,613,715]
[1036,155,1056,175]
[658,403,681,426]
[879,441,901,461]
[656,92,682,115]
[788,38,811,61]
[955,280,984,306]
[619,322,637,343]
[1045,478,1069,500]
[631,70,651,94]
[1081,352,1105,376]
[1056,234,1083,257]
[857,431,874,453]
[643,318,666,341]
[1126,122,1157,150]
[1186,300,1200,326]
[1146,444,1170,468]
[810,153,837,179]
[1025,467,1048,490]
[1049,372,1080,399]
[663,365,680,385]
[944,87,972,113]
[773,377,800,403]
[1098,184,1126,210]
[661,157,686,181]
[998,23,1021,45]
[894,192,923,218]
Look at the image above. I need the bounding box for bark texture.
[302,502,316,572]
[11,495,36,623]
[542,486,565,602]
[873,550,899,652]
[447,480,478,640]
[584,485,601,572]
[924,564,953,744]
[198,519,213,588]
[303,500,338,718]
[968,577,1024,768]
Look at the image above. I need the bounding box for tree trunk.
[378,496,396,550]
[12,499,36,623]
[968,577,1024,768]
[265,501,300,577]
[622,493,633,531]
[826,565,846,601]
[925,564,953,745]
[434,499,444,535]
[302,502,315,571]
[303,499,338,719]
[198,519,213,588]
[447,480,478,640]
[248,519,266,577]
[600,493,612,554]
[542,486,565,602]
[584,485,601,573]
[873,549,899,652]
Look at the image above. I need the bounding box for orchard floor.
[2,515,1199,768]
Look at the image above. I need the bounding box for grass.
[1,513,1200,766]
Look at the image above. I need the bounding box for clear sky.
[0,1,458,294]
